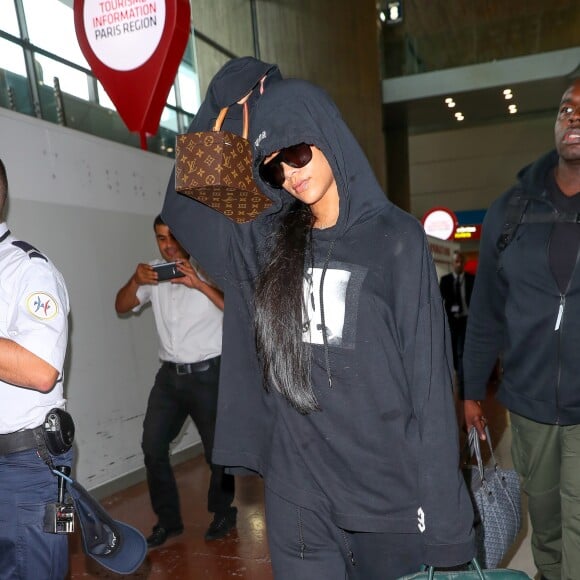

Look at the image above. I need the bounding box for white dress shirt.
[134,259,222,363]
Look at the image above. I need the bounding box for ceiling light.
[503,89,513,100]
[446,100,456,108]
[445,97,453,104]
[454,112,464,121]
[508,104,518,114]
[379,10,386,22]
[384,1,403,24]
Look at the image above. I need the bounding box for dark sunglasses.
[258,143,313,189]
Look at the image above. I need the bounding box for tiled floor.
[67,388,538,579]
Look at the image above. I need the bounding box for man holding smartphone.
[115,215,236,547]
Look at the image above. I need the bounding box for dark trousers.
[264,486,424,580]
[449,315,467,391]
[0,448,73,580]
[141,356,235,530]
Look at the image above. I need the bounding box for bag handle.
[468,426,500,482]
[212,101,250,139]
[427,558,485,579]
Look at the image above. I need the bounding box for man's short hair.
[153,214,165,229]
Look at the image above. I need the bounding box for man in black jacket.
[439,251,474,395]
[464,78,580,580]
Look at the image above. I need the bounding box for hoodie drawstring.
[319,239,336,389]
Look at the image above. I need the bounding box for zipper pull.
[555,296,565,331]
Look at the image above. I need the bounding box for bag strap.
[468,426,500,481]
[496,189,529,253]
[497,188,580,254]
[428,558,485,579]
[212,101,250,139]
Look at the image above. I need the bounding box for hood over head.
[250,79,389,237]
[208,56,282,109]
[516,149,558,199]
[189,57,283,133]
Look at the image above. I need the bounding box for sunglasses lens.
[283,143,313,168]
[259,156,285,188]
[259,144,313,189]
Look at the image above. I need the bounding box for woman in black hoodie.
[163,76,475,579]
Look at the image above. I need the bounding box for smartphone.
[152,261,186,281]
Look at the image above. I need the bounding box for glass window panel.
[181,37,196,68]
[97,81,115,110]
[181,111,194,128]
[0,38,26,75]
[177,64,200,114]
[0,0,20,35]
[22,0,89,68]
[35,54,89,100]
[0,39,33,115]
[160,107,178,132]
[167,86,176,107]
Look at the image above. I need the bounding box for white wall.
[0,108,201,489]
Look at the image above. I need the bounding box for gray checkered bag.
[463,427,522,569]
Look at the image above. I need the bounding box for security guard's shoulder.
[11,240,48,262]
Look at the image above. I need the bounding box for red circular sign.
[422,207,458,241]
[74,0,191,139]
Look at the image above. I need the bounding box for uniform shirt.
[134,259,222,364]
[0,223,69,433]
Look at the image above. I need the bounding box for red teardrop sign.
[74,0,191,146]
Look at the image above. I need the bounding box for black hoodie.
[465,150,580,425]
[162,78,475,567]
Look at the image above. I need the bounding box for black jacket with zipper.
[464,149,580,425]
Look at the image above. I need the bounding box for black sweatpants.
[264,486,424,580]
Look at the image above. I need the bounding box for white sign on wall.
[82,0,166,71]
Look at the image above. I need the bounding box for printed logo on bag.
[417,507,426,532]
[175,122,273,223]
[26,292,59,321]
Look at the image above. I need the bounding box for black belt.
[0,426,44,456]
[163,356,218,375]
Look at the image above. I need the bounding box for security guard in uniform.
[0,158,73,579]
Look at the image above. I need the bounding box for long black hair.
[254,200,320,414]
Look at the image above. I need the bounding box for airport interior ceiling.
[380,0,579,134]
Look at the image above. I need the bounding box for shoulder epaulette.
[11,240,48,262]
